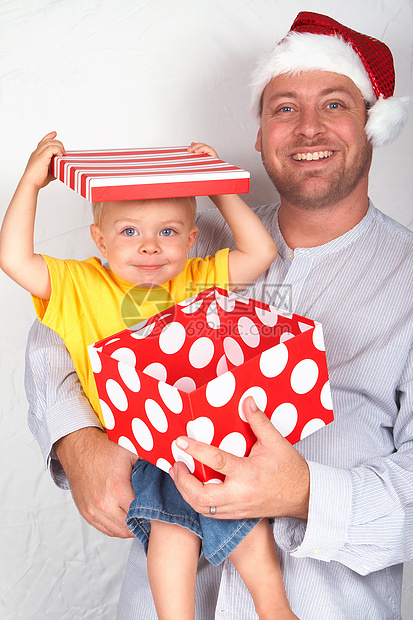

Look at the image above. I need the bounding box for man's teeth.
[292,151,333,161]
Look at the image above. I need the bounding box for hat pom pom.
[366,96,409,147]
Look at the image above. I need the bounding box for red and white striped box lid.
[51,146,250,202]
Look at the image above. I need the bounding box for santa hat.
[251,12,409,147]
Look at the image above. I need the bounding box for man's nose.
[295,107,325,139]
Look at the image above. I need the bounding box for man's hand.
[170,397,310,521]
[55,427,138,538]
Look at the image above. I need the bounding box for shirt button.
[288,251,294,260]
[311,548,321,555]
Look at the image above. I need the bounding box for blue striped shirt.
[26,201,413,619]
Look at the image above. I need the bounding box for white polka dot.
[204,478,223,485]
[270,403,298,437]
[206,300,220,329]
[228,291,249,304]
[118,363,141,392]
[145,399,168,433]
[110,347,136,366]
[106,379,128,411]
[298,321,313,333]
[156,457,173,473]
[130,318,149,330]
[301,418,326,440]
[205,372,236,407]
[158,381,183,413]
[105,337,121,346]
[255,307,278,327]
[216,355,228,376]
[178,294,197,306]
[186,417,215,444]
[291,359,319,394]
[238,317,260,348]
[216,292,236,312]
[143,363,167,382]
[173,376,197,393]
[180,298,203,314]
[132,418,154,451]
[259,343,288,377]
[99,399,115,430]
[88,346,102,373]
[171,440,195,473]
[160,313,173,321]
[320,381,333,410]
[159,322,186,355]
[312,324,325,351]
[219,432,247,457]
[223,337,244,366]
[130,322,156,339]
[238,387,267,422]
[189,337,214,368]
[280,331,295,343]
[118,436,138,455]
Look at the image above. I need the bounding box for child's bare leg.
[229,518,298,620]
[147,520,200,620]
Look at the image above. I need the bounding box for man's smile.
[291,150,334,161]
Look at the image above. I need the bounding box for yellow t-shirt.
[32,249,229,425]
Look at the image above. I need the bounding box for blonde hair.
[91,201,107,227]
[92,196,197,228]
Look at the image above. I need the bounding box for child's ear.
[187,226,198,252]
[90,224,107,257]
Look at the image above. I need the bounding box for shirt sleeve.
[185,247,230,292]
[25,320,102,489]
[274,344,413,575]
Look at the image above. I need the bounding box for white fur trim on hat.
[251,33,376,116]
[365,95,409,147]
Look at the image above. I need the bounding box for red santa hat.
[251,12,409,147]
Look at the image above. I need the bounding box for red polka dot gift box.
[88,287,334,483]
[51,147,250,202]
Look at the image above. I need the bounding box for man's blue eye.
[328,102,340,109]
[160,228,174,236]
[280,106,292,113]
[124,228,137,236]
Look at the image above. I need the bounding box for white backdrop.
[1,1,412,618]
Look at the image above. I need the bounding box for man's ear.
[255,128,262,152]
[187,226,198,252]
[90,224,107,257]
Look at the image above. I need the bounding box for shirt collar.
[273,200,376,260]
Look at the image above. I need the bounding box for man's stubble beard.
[260,139,373,211]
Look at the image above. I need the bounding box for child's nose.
[139,236,160,254]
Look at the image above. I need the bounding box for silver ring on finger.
[209,505,217,516]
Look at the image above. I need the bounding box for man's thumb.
[242,396,276,438]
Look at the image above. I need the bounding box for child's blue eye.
[160,228,174,237]
[123,228,137,236]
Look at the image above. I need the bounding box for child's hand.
[22,132,66,191]
[188,142,219,159]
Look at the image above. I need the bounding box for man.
[26,12,412,619]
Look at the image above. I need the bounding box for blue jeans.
[126,460,260,566]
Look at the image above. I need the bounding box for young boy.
[0,132,298,620]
